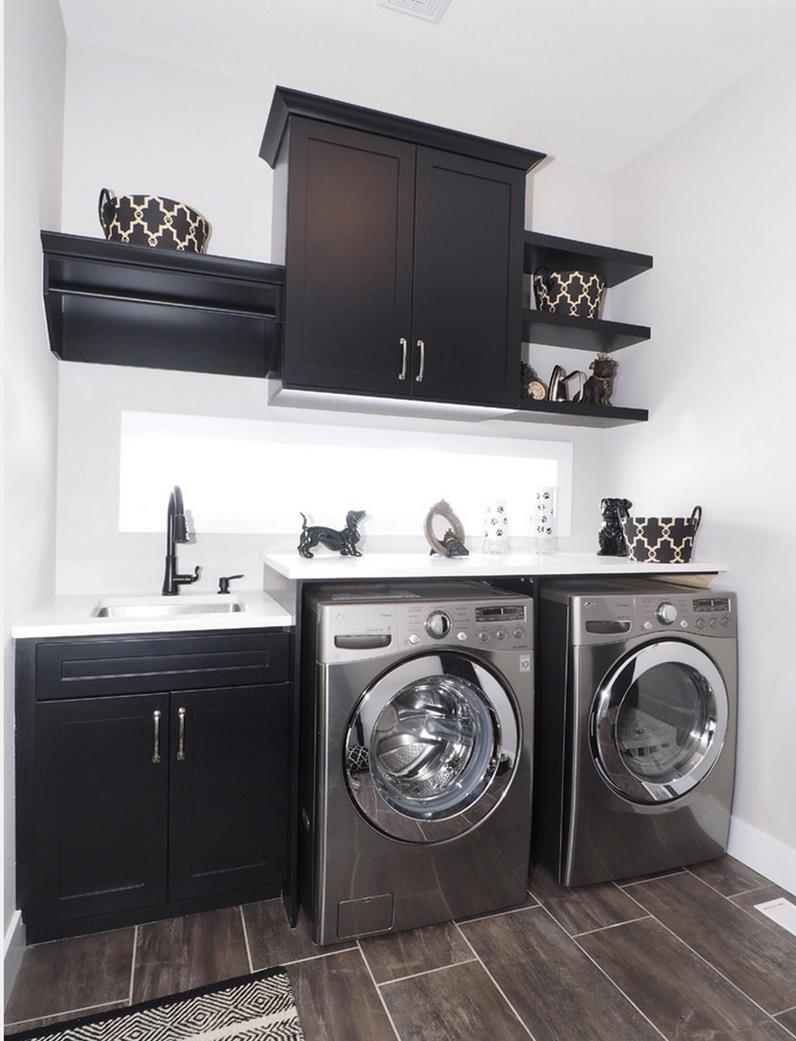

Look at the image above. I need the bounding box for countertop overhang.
[11,591,293,640]
[261,550,727,582]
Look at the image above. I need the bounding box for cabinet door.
[283,118,416,396]
[411,148,524,406]
[168,684,290,900]
[32,694,168,923]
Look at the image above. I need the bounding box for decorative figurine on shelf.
[583,352,619,406]
[297,510,366,558]
[521,361,548,401]
[424,500,469,557]
[598,497,633,556]
[549,365,586,403]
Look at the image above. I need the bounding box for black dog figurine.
[598,498,632,556]
[298,510,366,559]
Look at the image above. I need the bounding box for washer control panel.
[316,592,532,662]
[571,589,736,646]
[405,600,530,651]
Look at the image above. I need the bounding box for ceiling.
[58,0,796,171]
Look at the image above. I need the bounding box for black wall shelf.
[524,231,653,287]
[513,400,649,427]
[522,310,650,353]
[41,232,285,378]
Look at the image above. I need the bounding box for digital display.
[693,598,731,613]
[475,605,525,622]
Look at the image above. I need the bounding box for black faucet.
[162,485,201,595]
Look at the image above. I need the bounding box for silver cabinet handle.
[398,338,408,381]
[152,709,161,764]
[177,707,186,761]
[415,340,425,382]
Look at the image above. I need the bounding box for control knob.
[425,610,452,639]
[478,631,490,642]
[656,602,678,625]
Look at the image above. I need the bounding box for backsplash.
[118,410,573,539]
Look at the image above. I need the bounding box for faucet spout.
[162,485,201,595]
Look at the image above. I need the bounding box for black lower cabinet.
[16,628,293,941]
[168,685,289,900]
[33,693,170,924]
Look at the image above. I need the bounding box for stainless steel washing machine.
[536,580,737,887]
[300,581,533,945]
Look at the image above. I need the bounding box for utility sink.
[93,595,244,619]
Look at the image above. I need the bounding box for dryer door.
[345,652,520,843]
[591,640,729,804]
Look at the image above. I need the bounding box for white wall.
[608,47,796,888]
[2,0,66,985]
[55,43,618,599]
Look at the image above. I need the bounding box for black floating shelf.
[41,232,285,378]
[522,309,650,353]
[524,231,652,287]
[513,399,648,427]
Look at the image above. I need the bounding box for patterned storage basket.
[533,268,606,319]
[619,506,702,564]
[98,188,211,253]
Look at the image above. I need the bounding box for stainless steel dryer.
[536,580,737,887]
[300,582,533,945]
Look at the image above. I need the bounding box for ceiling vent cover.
[379,0,453,23]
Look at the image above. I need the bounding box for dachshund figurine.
[298,510,366,559]
[598,497,632,556]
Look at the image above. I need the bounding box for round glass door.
[346,653,520,842]
[591,641,728,804]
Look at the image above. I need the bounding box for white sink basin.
[93,595,244,619]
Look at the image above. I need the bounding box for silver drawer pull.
[152,709,161,764]
[415,340,425,382]
[177,707,186,761]
[398,338,408,381]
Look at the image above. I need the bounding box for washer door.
[591,640,729,805]
[345,653,520,843]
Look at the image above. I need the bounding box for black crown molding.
[260,86,546,172]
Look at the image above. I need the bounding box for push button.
[408,633,420,645]
[457,631,468,641]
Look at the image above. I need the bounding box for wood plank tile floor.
[5,856,796,1040]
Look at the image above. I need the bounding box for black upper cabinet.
[32,694,169,924]
[281,119,416,397]
[169,684,290,901]
[264,87,544,408]
[411,149,524,406]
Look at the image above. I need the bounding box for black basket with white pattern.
[98,188,211,253]
[533,268,606,319]
[619,506,703,564]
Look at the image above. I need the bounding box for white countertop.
[11,591,293,639]
[261,550,727,581]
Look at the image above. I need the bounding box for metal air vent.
[379,0,453,23]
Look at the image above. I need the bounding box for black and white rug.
[9,967,304,1041]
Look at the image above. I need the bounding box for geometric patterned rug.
[7,967,304,1041]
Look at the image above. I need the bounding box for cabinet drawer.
[35,629,291,700]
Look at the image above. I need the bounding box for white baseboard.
[728,815,796,895]
[3,909,25,1005]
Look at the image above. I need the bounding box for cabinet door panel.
[32,694,168,923]
[283,118,415,396]
[169,685,290,900]
[411,148,524,406]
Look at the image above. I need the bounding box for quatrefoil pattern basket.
[619,506,703,564]
[533,268,606,319]
[98,188,211,253]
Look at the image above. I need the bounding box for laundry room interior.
[4,1,796,1039]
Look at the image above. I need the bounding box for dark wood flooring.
[5,857,796,1039]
